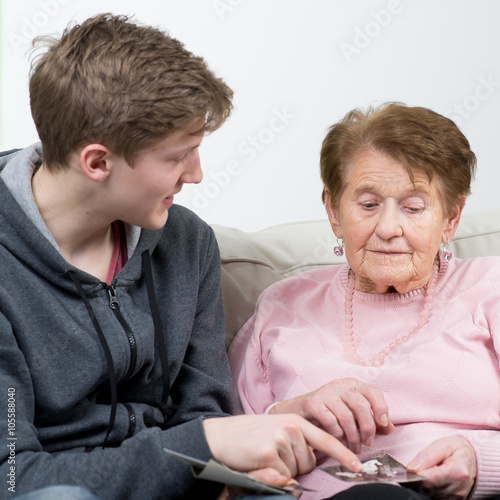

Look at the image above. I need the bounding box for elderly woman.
[228,103,500,500]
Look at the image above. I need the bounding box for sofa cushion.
[212,209,500,348]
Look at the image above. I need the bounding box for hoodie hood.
[0,143,232,499]
[0,144,153,292]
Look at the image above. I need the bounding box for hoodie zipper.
[106,285,137,379]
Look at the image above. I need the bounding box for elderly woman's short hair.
[320,102,477,216]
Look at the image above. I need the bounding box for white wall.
[1,0,499,231]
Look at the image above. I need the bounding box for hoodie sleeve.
[0,332,222,498]
[166,224,234,426]
[0,224,231,499]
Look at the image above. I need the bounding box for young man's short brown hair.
[29,13,233,170]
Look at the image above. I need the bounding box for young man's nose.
[181,149,203,184]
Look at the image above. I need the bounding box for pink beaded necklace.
[343,258,440,367]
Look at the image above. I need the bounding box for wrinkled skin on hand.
[269,378,395,453]
[407,435,477,500]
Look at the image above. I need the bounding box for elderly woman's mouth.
[369,250,410,256]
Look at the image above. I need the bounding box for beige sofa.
[212,209,500,349]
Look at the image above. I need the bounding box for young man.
[0,14,360,499]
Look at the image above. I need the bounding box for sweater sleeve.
[228,290,278,416]
[469,304,500,499]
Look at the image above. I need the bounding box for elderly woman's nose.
[375,203,403,239]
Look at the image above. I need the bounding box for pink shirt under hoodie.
[228,256,500,499]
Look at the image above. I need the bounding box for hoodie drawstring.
[141,250,170,412]
[67,270,117,447]
[67,251,170,447]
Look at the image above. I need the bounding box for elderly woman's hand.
[407,436,477,499]
[268,378,395,453]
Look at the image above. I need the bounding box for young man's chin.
[133,211,170,231]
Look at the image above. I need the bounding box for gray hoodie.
[0,145,233,499]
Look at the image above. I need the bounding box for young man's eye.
[169,153,188,164]
[174,147,198,164]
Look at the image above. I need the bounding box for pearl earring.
[334,238,344,257]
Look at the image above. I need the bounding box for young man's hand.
[203,413,362,482]
[216,470,302,500]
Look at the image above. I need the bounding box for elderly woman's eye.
[405,206,423,214]
[361,203,378,210]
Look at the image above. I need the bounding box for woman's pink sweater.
[229,257,500,499]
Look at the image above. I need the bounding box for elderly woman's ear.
[442,200,465,245]
[324,188,343,239]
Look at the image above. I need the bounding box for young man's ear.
[324,188,343,239]
[79,144,113,182]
